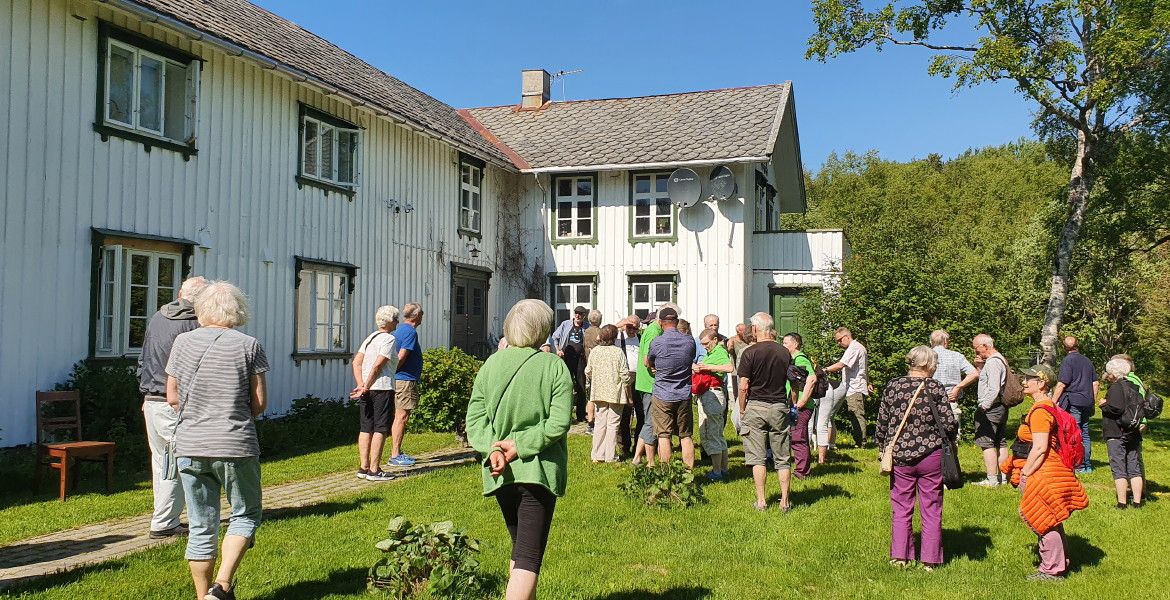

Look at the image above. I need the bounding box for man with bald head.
[1052,336,1099,473]
[972,334,1010,487]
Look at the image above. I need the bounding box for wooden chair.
[34,391,116,501]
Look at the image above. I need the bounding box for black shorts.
[974,403,1008,449]
[495,483,557,573]
[359,389,393,434]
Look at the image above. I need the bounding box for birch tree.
[806,0,1170,365]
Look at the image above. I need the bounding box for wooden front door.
[770,287,811,339]
[451,267,491,359]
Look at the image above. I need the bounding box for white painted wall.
[0,0,524,445]
[749,230,848,310]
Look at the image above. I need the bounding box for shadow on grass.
[1065,534,1105,574]
[250,567,367,600]
[815,463,861,475]
[263,496,384,523]
[0,534,135,569]
[942,525,993,562]
[590,586,713,599]
[793,483,851,505]
[0,556,131,594]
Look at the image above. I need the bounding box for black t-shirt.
[564,324,585,357]
[737,341,793,403]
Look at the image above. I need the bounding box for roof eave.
[521,155,772,174]
[104,0,517,172]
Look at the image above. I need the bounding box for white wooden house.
[0,0,844,446]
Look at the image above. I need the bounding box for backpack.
[810,366,830,400]
[1143,391,1163,419]
[992,356,1025,408]
[1118,382,1146,432]
[1027,404,1085,470]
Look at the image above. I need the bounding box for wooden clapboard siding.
[0,0,525,445]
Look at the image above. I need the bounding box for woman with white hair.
[165,281,268,600]
[349,305,400,482]
[1100,357,1146,509]
[875,345,956,571]
[465,299,573,600]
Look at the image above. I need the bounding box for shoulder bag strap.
[889,381,927,447]
[924,386,954,443]
[173,328,229,432]
[489,350,541,441]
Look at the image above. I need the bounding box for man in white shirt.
[823,327,870,447]
[350,305,401,482]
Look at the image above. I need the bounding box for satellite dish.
[667,168,702,208]
[708,166,736,201]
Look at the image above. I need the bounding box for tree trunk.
[1039,131,1094,366]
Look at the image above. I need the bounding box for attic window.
[298,105,360,193]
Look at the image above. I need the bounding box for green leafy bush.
[53,359,148,470]
[367,515,489,599]
[619,459,707,508]
[256,395,357,457]
[410,348,482,433]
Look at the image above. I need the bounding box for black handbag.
[926,396,964,490]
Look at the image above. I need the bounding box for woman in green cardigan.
[466,299,574,600]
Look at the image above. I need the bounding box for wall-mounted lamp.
[386,199,402,213]
[466,243,480,258]
[197,228,213,249]
[403,203,414,213]
[260,248,274,265]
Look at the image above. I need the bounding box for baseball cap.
[658,307,678,321]
[642,311,657,324]
[1020,364,1056,385]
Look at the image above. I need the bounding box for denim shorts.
[179,456,262,560]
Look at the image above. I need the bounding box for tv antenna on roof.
[550,69,583,101]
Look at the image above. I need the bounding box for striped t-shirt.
[166,327,270,457]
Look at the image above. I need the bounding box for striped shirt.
[166,327,270,458]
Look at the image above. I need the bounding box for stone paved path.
[0,446,478,590]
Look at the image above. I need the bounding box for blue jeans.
[179,456,262,560]
[1067,406,1092,469]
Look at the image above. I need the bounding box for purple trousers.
[792,408,814,478]
[1037,524,1069,575]
[889,449,944,564]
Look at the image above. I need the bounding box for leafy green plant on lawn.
[620,459,707,508]
[367,515,489,599]
[411,348,482,433]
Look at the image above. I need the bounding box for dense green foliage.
[53,358,148,469]
[411,348,482,433]
[620,459,707,508]
[367,516,489,599]
[256,395,358,458]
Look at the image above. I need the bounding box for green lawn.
[0,433,456,546]
[5,421,1167,600]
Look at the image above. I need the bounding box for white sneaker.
[365,470,396,482]
[973,477,1000,488]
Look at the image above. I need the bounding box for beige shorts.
[394,379,420,411]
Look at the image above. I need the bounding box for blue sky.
[253,0,1037,172]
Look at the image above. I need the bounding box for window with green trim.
[630,279,675,322]
[551,277,596,324]
[632,173,673,237]
[553,176,594,240]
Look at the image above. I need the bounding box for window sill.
[629,235,678,246]
[296,176,356,199]
[458,228,482,240]
[94,123,197,160]
[293,351,352,365]
[551,237,598,247]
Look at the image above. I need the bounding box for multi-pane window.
[460,160,483,233]
[95,245,182,357]
[756,172,779,231]
[102,36,199,144]
[552,279,595,325]
[632,173,674,237]
[295,261,353,353]
[553,176,594,240]
[630,279,675,322]
[300,109,360,188]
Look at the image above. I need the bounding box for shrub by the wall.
[409,348,482,433]
[256,395,356,457]
[54,359,148,471]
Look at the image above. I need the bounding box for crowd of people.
[136,281,1154,599]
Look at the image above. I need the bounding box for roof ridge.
[463,82,787,111]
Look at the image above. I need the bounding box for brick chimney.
[521,69,550,109]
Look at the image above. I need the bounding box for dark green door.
[771,288,811,338]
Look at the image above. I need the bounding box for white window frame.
[102,38,199,144]
[629,278,676,322]
[300,112,361,188]
[631,172,675,239]
[460,161,483,234]
[95,246,182,357]
[551,277,596,326]
[295,261,354,353]
[552,175,595,241]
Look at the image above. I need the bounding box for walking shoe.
[388,454,416,467]
[204,582,236,600]
[973,477,1000,488]
[356,469,369,479]
[1025,571,1064,582]
[1074,466,1093,474]
[148,524,189,539]
[707,470,724,481]
[365,470,396,482]
[586,425,595,435]
[1114,502,1128,510]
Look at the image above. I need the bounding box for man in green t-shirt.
[783,333,816,479]
[695,329,734,479]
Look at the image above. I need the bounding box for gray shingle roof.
[125,0,512,166]
[461,83,791,171]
